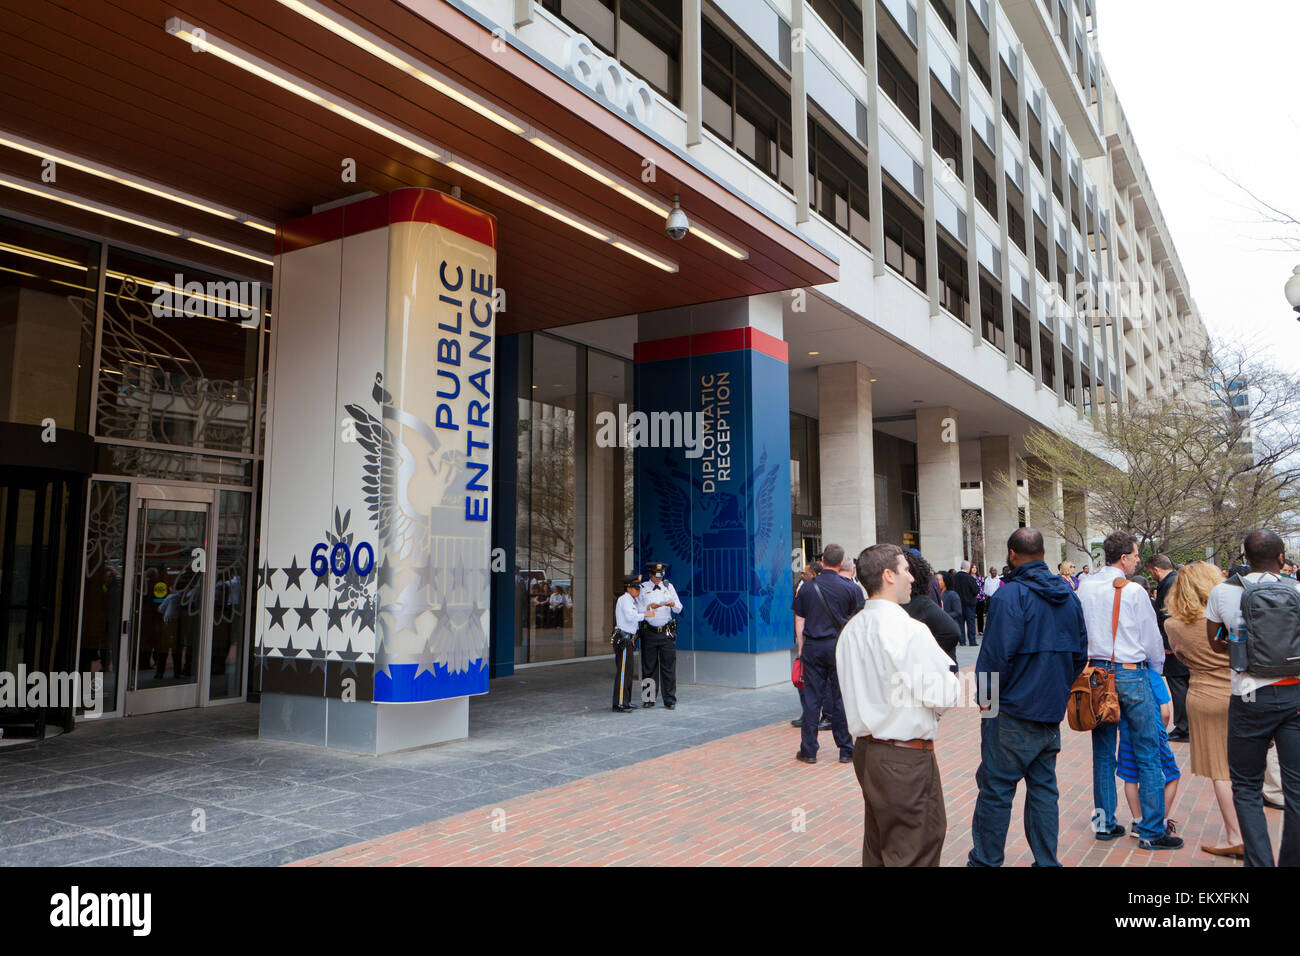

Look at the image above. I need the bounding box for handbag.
[791,656,805,690]
[1067,577,1125,732]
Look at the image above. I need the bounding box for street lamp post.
[1286,266,1300,319]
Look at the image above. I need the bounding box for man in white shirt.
[837,543,961,866]
[1077,532,1182,850]
[612,575,652,712]
[1205,530,1300,867]
[638,562,683,709]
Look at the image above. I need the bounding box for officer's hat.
[620,574,642,593]
[645,561,668,577]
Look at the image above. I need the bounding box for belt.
[1091,659,1147,670]
[862,735,934,751]
[641,623,670,634]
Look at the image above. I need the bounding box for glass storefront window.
[79,480,130,710]
[211,490,250,699]
[584,349,633,655]
[95,247,261,454]
[0,217,99,432]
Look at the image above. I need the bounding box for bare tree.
[1010,338,1300,564]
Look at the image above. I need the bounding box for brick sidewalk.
[294,701,1283,866]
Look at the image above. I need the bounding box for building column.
[817,362,875,553]
[633,294,792,689]
[980,435,1020,561]
[1063,488,1092,567]
[1026,457,1064,568]
[916,407,963,570]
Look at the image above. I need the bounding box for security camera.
[664,195,690,241]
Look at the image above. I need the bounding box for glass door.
[124,496,211,715]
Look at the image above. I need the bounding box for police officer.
[638,561,683,709]
[612,575,648,712]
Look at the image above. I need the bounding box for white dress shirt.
[1205,572,1300,698]
[1077,566,1164,670]
[836,600,961,741]
[984,575,1000,598]
[615,593,642,637]
[638,578,682,627]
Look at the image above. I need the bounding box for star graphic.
[414,560,437,598]
[376,558,398,591]
[326,600,349,632]
[260,562,278,591]
[292,596,318,630]
[312,571,330,592]
[265,596,290,630]
[283,556,308,590]
[309,635,327,674]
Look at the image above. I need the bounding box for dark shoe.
[1264,797,1285,811]
[1095,823,1126,841]
[1138,834,1185,851]
[838,754,853,764]
[612,705,634,713]
[1166,819,1178,837]
[642,701,655,708]
[790,717,803,728]
[817,718,832,731]
[664,703,675,710]
[1167,730,1190,742]
[795,752,816,764]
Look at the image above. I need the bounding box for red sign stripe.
[276,188,497,254]
[633,326,788,364]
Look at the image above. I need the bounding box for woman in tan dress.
[1164,561,1242,858]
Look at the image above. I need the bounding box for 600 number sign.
[310,541,375,577]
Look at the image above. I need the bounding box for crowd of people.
[789,528,1300,868]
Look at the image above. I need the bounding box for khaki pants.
[852,737,947,867]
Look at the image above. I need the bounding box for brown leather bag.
[1066,577,1126,731]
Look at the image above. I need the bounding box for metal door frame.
[120,484,216,716]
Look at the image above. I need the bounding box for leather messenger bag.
[1066,577,1125,732]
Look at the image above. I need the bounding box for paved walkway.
[297,695,1283,867]
[0,659,801,866]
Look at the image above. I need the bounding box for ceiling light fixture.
[272,1,746,261]
[165,17,442,162]
[185,236,274,266]
[0,173,182,236]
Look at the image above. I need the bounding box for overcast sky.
[1094,0,1300,373]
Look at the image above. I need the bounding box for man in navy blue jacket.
[967,528,1088,867]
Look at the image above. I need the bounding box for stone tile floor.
[0,657,808,866]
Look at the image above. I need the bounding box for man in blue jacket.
[968,527,1088,867]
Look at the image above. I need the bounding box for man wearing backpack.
[793,543,864,765]
[1206,530,1300,867]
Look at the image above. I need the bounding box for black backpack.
[1227,575,1300,677]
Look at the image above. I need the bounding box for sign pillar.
[259,188,497,753]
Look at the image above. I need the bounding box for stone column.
[916,407,963,570]
[1026,458,1064,568]
[817,362,875,553]
[980,435,1020,562]
[1063,489,1093,568]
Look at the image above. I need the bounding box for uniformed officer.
[638,561,683,709]
[612,575,647,712]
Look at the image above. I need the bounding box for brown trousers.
[852,737,947,866]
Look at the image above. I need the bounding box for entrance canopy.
[0,0,837,330]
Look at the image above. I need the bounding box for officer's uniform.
[612,575,643,712]
[638,562,683,708]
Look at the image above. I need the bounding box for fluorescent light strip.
[0,241,89,270]
[445,161,609,242]
[0,130,275,233]
[186,236,273,266]
[274,0,525,136]
[165,18,442,162]
[0,173,181,236]
[611,241,675,273]
[271,2,743,263]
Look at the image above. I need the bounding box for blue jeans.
[968,713,1062,866]
[1091,664,1166,841]
[960,604,978,645]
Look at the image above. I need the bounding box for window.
[810,118,871,248]
[1007,194,1026,252]
[1013,305,1032,370]
[937,236,969,324]
[1002,93,1020,136]
[542,0,683,104]
[929,0,957,37]
[703,19,792,187]
[932,106,962,172]
[810,0,864,60]
[968,44,991,94]
[973,159,997,217]
[877,38,920,129]
[883,189,926,291]
[979,274,1005,350]
[1040,330,1055,388]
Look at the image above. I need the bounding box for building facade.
[0,0,1206,748]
